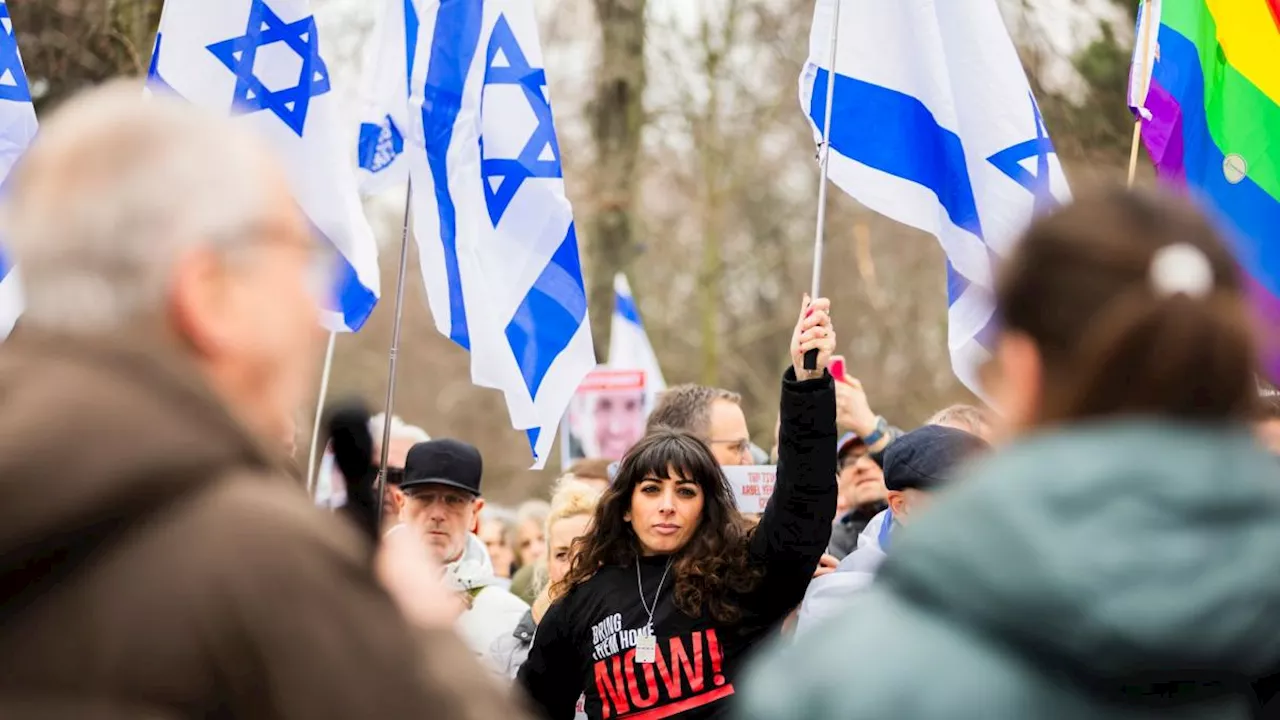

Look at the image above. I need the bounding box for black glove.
[324,400,380,544]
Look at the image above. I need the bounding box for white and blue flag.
[609,273,666,393]
[354,0,421,195]
[1126,0,1161,120]
[0,1,36,338]
[406,0,594,468]
[800,0,1071,394]
[148,0,380,332]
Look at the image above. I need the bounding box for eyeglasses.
[224,226,338,308]
[838,448,874,471]
[709,438,752,457]
[403,489,473,510]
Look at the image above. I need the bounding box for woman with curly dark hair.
[517,296,839,719]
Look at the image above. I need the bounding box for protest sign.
[563,368,650,462]
[722,465,777,514]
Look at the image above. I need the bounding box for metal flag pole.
[1127,0,1154,188]
[305,332,338,496]
[375,181,414,530]
[805,0,842,371]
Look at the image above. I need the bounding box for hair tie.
[1150,243,1213,299]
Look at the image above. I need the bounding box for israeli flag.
[800,0,1071,394]
[608,273,666,393]
[407,0,594,468]
[148,0,380,332]
[354,0,421,195]
[0,1,36,338]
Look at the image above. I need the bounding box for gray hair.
[4,81,281,332]
[515,499,551,529]
[480,505,518,527]
[368,413,430,445]
[927,404,991,436]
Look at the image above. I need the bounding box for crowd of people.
[5,81,1280,720]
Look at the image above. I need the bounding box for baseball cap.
[883,425,989,492]
[401,439,483,496]
[836,431,866,460]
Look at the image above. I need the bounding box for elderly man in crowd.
[825,375,900,558]
[0,83,523,719]
[795,423,989,635]
[397,439,529,672]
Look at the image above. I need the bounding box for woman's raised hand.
[791,294,835,381]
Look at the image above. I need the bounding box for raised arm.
[744,296,839,622]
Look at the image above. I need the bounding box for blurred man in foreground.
[0,83,523,719]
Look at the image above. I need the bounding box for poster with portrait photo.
[563,368,650,463]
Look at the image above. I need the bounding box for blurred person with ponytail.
[518,296,838,719]
[739,189,1280,720]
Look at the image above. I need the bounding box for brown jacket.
[0,329,527,719]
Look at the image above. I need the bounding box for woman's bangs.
[623,433,718,488]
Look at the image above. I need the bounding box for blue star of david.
[0,4,31,103]
[481,14,563,226]
[987,94,1059,215]
[207,0,331,137]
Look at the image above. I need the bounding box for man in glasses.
[398,439,529,671]
[826,432,889,559]
[647,384,754,466]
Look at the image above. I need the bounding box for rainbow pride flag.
[1131,0,1280,373]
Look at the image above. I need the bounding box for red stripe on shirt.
[1268,0,1280,32]
[617,684,736,720]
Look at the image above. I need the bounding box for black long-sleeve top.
[517,369,837,719]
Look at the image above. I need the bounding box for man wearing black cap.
[397,439,529,674]
[796,425,989,635]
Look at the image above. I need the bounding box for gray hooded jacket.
[738,421,1280,720]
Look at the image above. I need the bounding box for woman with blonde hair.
[490,478,603,679]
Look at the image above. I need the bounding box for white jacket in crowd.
[796,509,892,636]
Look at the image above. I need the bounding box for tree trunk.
[109,0,162,71]
[12,0,162,113]
[587,0,647,363]
[697,41,723,387]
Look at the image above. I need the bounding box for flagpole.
[305,332,337,496]
[1127,0,1154,188]
[375,181,413,530]
[805,0,841,370]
